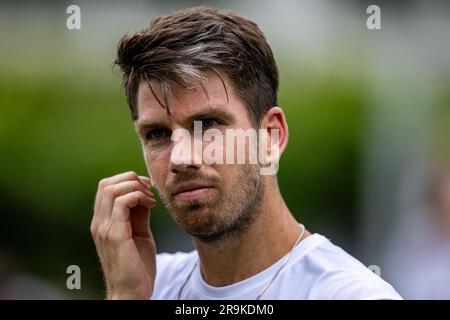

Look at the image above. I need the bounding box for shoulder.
[151,250,197,300]
[286,234,402,300]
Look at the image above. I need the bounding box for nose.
[169,128,202,173]
[169,159,200,173]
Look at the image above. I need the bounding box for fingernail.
[139,176,151,185]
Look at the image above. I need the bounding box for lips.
[173,183,214,201]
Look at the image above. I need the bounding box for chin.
[175,202,216,223]
[174,204,227,237]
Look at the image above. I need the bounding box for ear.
[259,107,289,173]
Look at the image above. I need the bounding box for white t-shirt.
[151,233,402,300]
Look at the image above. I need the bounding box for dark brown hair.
[115,6,279,125]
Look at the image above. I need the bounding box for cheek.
[144,148,170,185]
[212,164,234,189]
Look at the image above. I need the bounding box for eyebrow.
[184,106,235,125]
[135,105,235,135]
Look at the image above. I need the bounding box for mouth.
[173,183,215,201]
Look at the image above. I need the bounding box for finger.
[94,171,140,212]
[101,171,141,186]
[111,191,156,224]
[138,176,153,188]
[130,200,157,237]
[100,180,155,221]
[92,171,142,230]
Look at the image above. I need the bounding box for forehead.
[135,72,245,127]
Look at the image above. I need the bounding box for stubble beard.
[159,164,265,242]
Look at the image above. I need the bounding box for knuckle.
[134,191,143,200]
[125,171,138,179]
[103,185,115,197]
[98,178,109,189]
[114,195,126,207]
[90,222,98,235]
[130,191,142,205]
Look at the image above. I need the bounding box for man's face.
[135,72,265,241]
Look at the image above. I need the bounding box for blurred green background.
[1,0,449,299]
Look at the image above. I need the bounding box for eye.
[200,118,220,129]
[145,128,171,141]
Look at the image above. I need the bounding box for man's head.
[115,6,278,125]
[114,6,288,241]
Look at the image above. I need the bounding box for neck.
[192,178,310,287]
